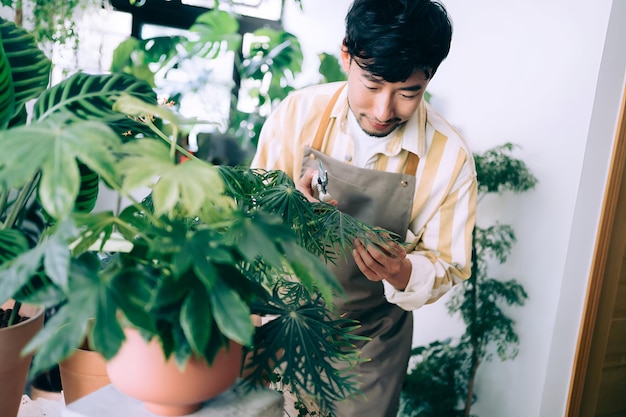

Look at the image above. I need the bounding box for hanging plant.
[0,0,96,51]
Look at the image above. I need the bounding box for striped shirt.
[252,82,477,310]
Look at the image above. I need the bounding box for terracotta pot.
[106,328,243,416]
[0,301,45,417]
[59,345,110,404]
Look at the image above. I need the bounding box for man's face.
[341,50,430,138]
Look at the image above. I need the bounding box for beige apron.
[297,85,419,417]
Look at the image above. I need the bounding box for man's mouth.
[370,121,392,130]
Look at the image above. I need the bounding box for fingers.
[353,240,388,282]
[353,238,412,289]
[297,168,338,206]
[296,168,318,202]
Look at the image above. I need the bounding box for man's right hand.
[297,168,338,206]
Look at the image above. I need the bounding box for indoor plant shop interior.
[0,6,399,417]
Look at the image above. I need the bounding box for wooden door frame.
[566,84,626,416]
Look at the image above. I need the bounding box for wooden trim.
[566,84,626,416]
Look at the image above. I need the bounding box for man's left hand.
[353,239,412,290]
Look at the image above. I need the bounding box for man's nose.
[372,93,395,121]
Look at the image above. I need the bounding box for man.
[251,0,477,415]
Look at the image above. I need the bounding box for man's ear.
[340,41,350,72]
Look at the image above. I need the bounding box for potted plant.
[0,15,391,417]
[0,15,61,417]
[0,12,161,416]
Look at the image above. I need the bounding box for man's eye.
[400,93,420,99]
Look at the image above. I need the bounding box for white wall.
[284,0,625,416]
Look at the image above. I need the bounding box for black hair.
[343,0,452,81]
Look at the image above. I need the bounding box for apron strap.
[405,152,419,176]
[312,82,420,176]
[311,84,346,151]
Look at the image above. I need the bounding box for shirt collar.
[333,85,427,158]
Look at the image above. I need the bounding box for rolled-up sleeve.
[383,149,478,311]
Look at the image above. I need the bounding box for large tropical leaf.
[116,139,231,219]
[0,28,14,129]
[0,115,122,219]
[186,10,242,58]
[243,28,303,103]
[23,252,106,376]
[0,218,76,305]
[0,229,28,265]
[74,162,100,214]
[110,36,183,87]
[0,17,51,128]
[31,72,157,136]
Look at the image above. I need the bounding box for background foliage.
[400,143,538,417]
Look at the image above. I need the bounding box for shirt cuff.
[383,253,435,311]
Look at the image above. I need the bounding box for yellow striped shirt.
[252,82,477,310]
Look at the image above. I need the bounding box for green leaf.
[110,36,182,87]
[0,27,15,128]
[26,302,92,376]
[32,72,156,132]
[247,286,364,414]
[281,240,344,304]
[0,220,74,303]
[0,117,122,219]
[187,10,242,57]
[109,37,141,74]
[109,268,157,333]
[117,139,230,218]
[192,253,219,292]
[92,290,125,360]
[180,287,212,356]
[71,211,121,255]
[24,254,101,375]
[0,229,29,265]
[208,279,253,346]
[222,212,287,268]
[74,163,100,213]
[42,231,71,289]
[113,94,205,129]
[0,17,51,127]
[474,143,538,195]
[318,52,347,83]
[245,28,303,80]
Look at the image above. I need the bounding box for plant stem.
[14,0,22,26]
[0,189,8,219]
[465,350,480,417]
[464,233,480,417]
[1,172,39,230]
[8,301,22,326]
[144,119,196,162]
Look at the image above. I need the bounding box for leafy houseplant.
[0,14,391,417]
[400,143,538,417]
[109,7,336,153]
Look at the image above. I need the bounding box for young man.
[251,0,477,415]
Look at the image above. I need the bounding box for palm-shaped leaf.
[0,17,51,128]
[247,284,365,415]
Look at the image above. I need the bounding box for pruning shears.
[312,161,333,203]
